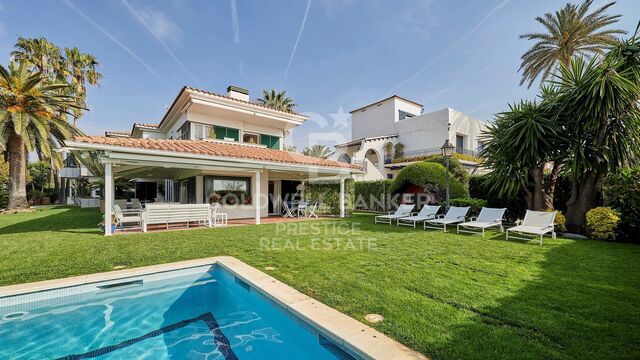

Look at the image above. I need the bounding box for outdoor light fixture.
[440,139,455,158]
[441,139,455,211]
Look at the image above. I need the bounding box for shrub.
[354,180,394,212]
[450,198,487,217]
[305,179,355,216]
[392,155,469,184]
[393,143,405,160]
[586,207,620,241]
[0,187,7,209]
[467,174,527,222]
[603,167,640,242]
[553,211,567,233]
[389,162,468,200]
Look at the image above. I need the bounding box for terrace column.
[254,170,261,225]
[104,163,114,236]
[339,177,345,218]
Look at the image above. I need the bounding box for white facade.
[332,96,489,179]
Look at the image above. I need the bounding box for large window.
[177,122,190,140]
[214,126,239,141]
[260,134,280,149]
[204,176,252,205]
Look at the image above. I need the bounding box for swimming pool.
[0,263,359,359]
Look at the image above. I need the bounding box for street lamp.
[441,139,455,211]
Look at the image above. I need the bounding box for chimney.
[226,85,249,102]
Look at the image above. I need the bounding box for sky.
[0,0,638,150]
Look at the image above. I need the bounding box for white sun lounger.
[375,204,415,225]
[397,205,440,228]
[457,207,506,237]
[424,206,470,232]
[506,210,556,245]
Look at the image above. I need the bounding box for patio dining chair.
[210,203,228,226]
[297,202,308,218]
[306,202,319,218]
[283,202,295,218]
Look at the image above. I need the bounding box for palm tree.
[0,61,81,210]
[63,47,102,126]
[519,0,625,87]
[302,144,332,158]
[256,89,296,112]
[11,37,65,80]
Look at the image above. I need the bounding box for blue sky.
[0,0,638,150]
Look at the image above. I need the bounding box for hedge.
[305,178,354,216]
[353,180,397,212]
[450,198,487,217]
[389,162,468,200]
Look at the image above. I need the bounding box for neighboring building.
[331,95,488,180]
[63,85,361,233]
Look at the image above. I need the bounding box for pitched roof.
[133,123,160,129]
[185,86,307,118]
[104,130,131,137]
[71,136,361,170]
[349,95,423,114]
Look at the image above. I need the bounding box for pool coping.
[0,257,428,360]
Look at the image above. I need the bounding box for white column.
[104,163,114,236]
[339,177,345,218]
[195,176,204,203]
[255,170,261,224]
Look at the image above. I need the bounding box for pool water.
[0,265,358,359]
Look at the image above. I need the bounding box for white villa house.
[331,95,488,180]
[63,86,361,234]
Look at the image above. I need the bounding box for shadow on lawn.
[415,239,640,359]
[0,206,102,235]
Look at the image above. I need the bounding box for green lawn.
[1,206,639,359]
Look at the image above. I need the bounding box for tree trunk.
[565,172,602,233]
[7,131,29,210]
[530,164,554,211]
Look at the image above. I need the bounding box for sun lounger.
[457,207,506,237]
[506,210,556,245]
[424,206,470,232]
[397,205,440,228]
[375,204,415,225]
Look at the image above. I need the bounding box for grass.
[1,206,639,359]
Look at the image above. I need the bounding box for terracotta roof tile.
[133,123,160,129]
[185,86,308,118]
[72,136,361,170]
[104,130,131,137]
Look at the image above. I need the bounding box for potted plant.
[98,213,117,234]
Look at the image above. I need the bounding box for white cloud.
[130,3,181,42]
[121,0,199,85]
[230,0,240,44]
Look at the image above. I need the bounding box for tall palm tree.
[0,61,81,210]
[519,0,625,87]
[256,89,296,112]
[302,144,332,158]
[63,47,102,126]
[11,37,65,80]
